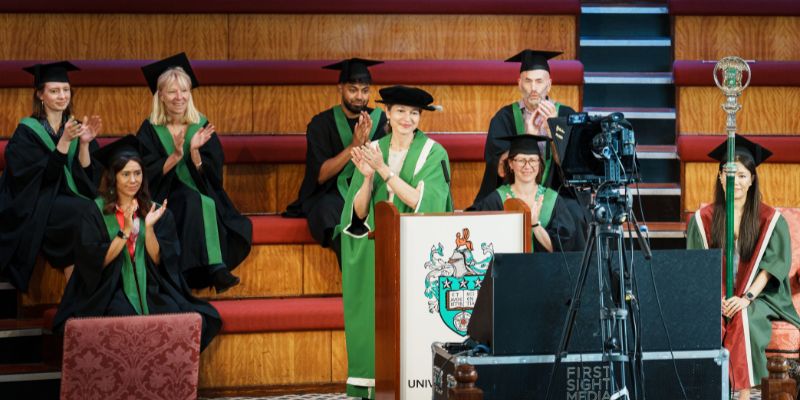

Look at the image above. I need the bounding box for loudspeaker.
[467,249,722,355]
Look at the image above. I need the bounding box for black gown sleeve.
[137,120,175,202]
[544,196,584,252]
[466,191,504,212]
[474,107,515,204]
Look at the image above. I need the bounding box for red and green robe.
[334,130,452,399]
[687,203,799,390]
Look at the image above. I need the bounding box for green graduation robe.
[335,130,452,398]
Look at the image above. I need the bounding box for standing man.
[283,58,388,266]
[473,49,577,204]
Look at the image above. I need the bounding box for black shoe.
[212,268,240,294]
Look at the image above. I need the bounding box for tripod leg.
[545,223,598,400]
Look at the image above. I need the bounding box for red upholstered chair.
[60,313,202,400]
[766,208,800,359]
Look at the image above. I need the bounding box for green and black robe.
[687,203,799,389]
[53,198,221,350]
[474,101,575,203]
[284,105,386,247]
[0,117,99,290]
[335,130,452,399]
[468,184,582,252]
[137,117,252,289]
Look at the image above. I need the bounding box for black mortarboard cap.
[377,85,436,111]
[505,49,562,73]
[707,134,773,166]
[93,135,143,169]
[141,52,199,94]
[22,61,80,87]
[322,58,383,84]
[498,134,552,156]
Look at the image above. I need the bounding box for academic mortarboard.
[707,134,773,166]
[322,58,383,84]
[505,49,562,73]
[22,61,80,87]
[377,85,436,111]
[141,52,199,94]
[498,134,552,156]
[93,135,143,169]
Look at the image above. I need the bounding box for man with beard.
[472,49,587,251]
[473,49,577,204]
[283,58,388,267]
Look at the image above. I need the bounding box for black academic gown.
[474,103,576,204]
[53,207,221,350]
[0,121,100,291]
[283,107,387,247]
[137,119,252,289]
[468,190,583,253]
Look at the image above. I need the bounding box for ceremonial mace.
[713,57,751,298]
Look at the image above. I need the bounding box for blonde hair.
[148,67,201,126]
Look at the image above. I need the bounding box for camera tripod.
[544,189,651,400]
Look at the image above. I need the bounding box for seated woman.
[335,85,452,399]
[137,53,252,293]
[687,134,799,400]
[468,135,582,252]
[0,61,102,289]
[54,135,221,350]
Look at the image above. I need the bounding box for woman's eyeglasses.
[511,158,540,168]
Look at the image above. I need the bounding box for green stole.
[332,105,383,198]
[510,102,562,187]
[152,116,223,266]
[94,198,149,315]
[496,184,557,252]
[20,117,87,199]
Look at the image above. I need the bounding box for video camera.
[559,112,638,188]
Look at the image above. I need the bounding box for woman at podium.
[468,134,582,253]
[334,85,452,399]
[687,135,799,400]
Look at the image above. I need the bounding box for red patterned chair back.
[60,313,202,400]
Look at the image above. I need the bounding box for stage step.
[584,72,674,109]
[0,363,60,399]
[581,5,669,38]
[583,107,676,146]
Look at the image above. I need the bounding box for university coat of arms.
[424,228,494,336]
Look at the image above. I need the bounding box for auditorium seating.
[670,0,800,61]
[674,61,800,214]
[0,0,587,395]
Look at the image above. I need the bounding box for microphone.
[441,160,454,210]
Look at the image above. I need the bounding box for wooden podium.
[373,200,531,400]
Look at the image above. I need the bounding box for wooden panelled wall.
[2,85,580,215]
[678,85,800,213]
[678,87,800,135]
[0,14,576,60]
[22,242,343,307]
[674,16,800,61]
[198,330,347,389]
[0,85,580,137]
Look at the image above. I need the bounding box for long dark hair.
[31,84,74,119]
[710,153,761,263]
[503,149,544,185]
[100,154,152,219]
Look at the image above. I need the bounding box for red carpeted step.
[677,135,800,163]
[42,297,344,334]
[0,59,583,88]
